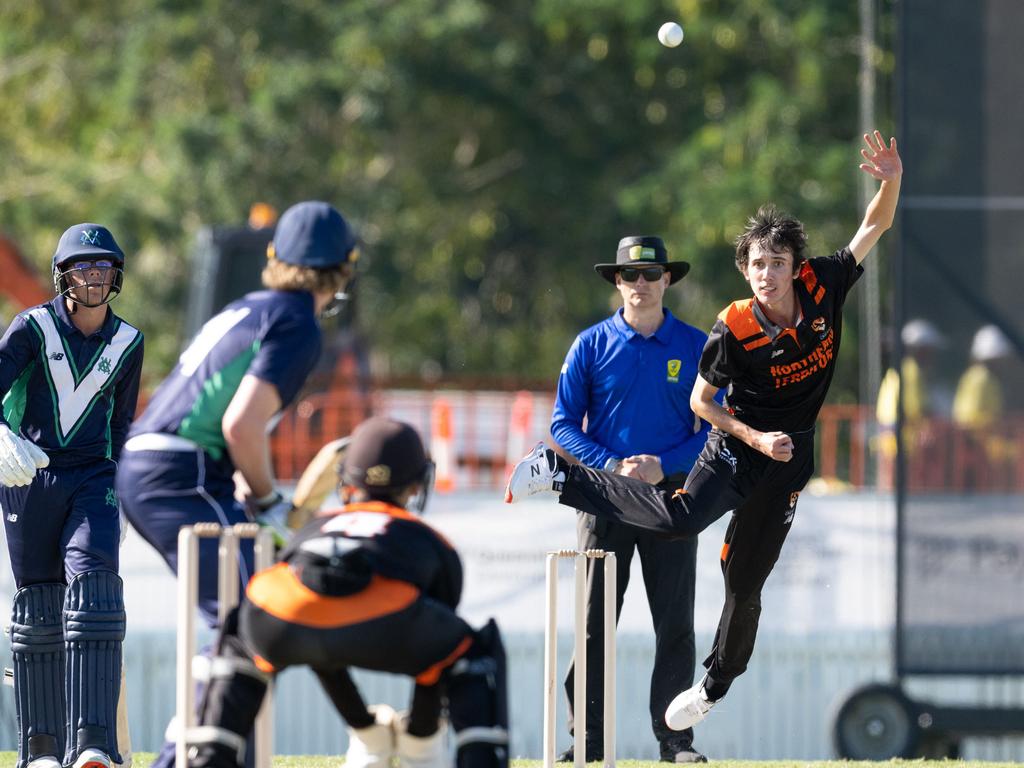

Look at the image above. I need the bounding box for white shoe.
[394,712,452,768]
[665,678,717,731]
[504,443,564,503]
[73,748,112,768]
[346,704,397,768]
[26,758,62,768]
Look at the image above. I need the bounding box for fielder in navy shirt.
[548,235,711,764]
[0,223,143,768]
[115,201,358,768]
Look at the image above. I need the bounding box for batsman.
[186,417,509,768]
[1,224,144,768]
[115,200,357,768]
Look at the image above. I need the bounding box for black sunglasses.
[618,266,666,283]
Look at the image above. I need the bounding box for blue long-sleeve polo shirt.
[551,308,712,476]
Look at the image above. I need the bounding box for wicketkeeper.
[186,417,509,768]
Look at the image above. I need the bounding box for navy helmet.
[268,201,359,269]
[52,223,125,307]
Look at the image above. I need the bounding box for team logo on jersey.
[49,352,65,361]
[365,464,392,486]
[812,317,827,336]
[79,229,102,246]
[783,491,799,524]
[667,359,681,382]
[97,357,112,374]
[106,488,118,508]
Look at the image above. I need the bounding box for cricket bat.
[286,436,351,530]
[117,661,133,767]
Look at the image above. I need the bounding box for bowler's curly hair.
[734,204,808,275]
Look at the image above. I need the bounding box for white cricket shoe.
[665,677,717,731]
[346,704,397,768]
[504,443,564,503]
[26,758,62,768]
[72,748,112,768]
[395,712,451,768]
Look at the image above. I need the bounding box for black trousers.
[564,471,699,753]
[559,430,814,690]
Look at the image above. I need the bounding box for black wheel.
[832,684,922,759]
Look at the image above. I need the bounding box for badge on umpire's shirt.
[667,359,681,382]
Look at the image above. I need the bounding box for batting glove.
[246,490,293,548]
[0,424,48,488]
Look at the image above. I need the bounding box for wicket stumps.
[176,523,275,768]
[544,549,617,768]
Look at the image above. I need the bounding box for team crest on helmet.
[365,464,392,486]
[79,229,102,246]
[667,359,681,383]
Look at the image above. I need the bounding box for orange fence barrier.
[270,390,1024,493]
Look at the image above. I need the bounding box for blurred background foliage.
[0,0,893,394]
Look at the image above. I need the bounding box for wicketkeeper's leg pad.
[190,609,271,768]
[11,582,67,768]
[447,618,509,768]
[63,570,125,765]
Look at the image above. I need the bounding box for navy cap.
[270,201,358,268]
[52,223,125,268]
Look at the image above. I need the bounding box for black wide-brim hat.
[594,236,690,285]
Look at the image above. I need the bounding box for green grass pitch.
[3,757,1024,768]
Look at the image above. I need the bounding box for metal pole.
[859,0,882,415]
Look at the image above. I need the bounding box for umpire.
[550,236,711,763]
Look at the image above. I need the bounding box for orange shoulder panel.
[799,261,818,294]
[717,299,761,341]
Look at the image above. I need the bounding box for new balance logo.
[49,352,65,361]
[531,465,541,477]
[720,447,738,472]
[771,349,785,358]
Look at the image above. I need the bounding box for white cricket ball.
[658,21,684,48]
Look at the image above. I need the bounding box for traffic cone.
[431,398,455,493]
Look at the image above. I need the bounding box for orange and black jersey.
[699,248,862,433]
[276,501,463,609]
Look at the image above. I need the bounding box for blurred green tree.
[0,0,885,395]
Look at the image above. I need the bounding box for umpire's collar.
[50,296,118,342]
[613,307,675,343]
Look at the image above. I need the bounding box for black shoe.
[660,744,708,763]
[557,744,604,763]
